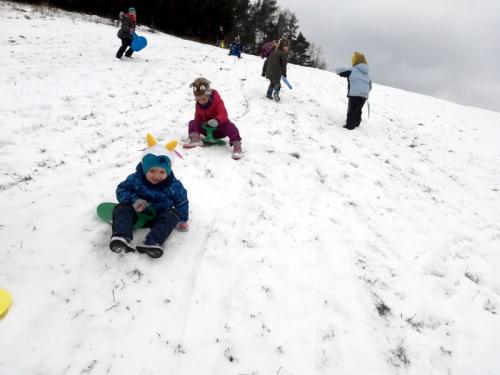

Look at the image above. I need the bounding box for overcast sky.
[278,0,500,112]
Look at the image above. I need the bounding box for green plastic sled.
[96,202,156,229]
[202,123,226,146]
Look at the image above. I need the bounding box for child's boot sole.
[136,245,164,258]
[110,238,135,253]
[232,152,243,160]
[183,141,203,149]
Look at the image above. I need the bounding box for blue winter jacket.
[338,63,372,99]
[116,163,189,222]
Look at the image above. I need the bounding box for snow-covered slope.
[1,3,500,375]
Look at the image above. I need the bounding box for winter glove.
[207,119,219,128]
[133,199,149,213]
[177,222,189,232]
[261,71,266,77]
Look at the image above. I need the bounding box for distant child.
[110,134,189,258]
[336,52,372,130]
[183,77,243,160]
[260,40,277,78]
[228,36,243,58]
[216,25,225,48]
[116,7,137,59]
[265,38,289,101]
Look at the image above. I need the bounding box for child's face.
[196,95,209,105]
[146,167,167,184]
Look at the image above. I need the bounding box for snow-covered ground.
[1,3,500,374]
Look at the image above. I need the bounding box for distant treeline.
[18,0,326,68]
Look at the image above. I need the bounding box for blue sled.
[282,76,293,89]
[131,34,148,52]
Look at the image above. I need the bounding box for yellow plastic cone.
[0,288,12,319]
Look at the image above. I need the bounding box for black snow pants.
[346,96,367,129]
[116,37,133,58]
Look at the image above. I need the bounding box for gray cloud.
[278,0,500,112]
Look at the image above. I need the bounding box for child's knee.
[188,120,202,134]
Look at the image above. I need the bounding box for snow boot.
[273,88,280,102]
[342,124,355,130]
[232,141,243,160]
[266,86,273,100]
[183,133,203,149]
[136,243,164,258]
[109,236,135,253]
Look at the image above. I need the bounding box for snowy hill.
[1,3,500,374]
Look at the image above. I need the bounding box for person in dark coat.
[265,38,289,101]
[216,26,225,48]
[116,7,136,59]
[260,40,277,77]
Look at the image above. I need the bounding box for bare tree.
[308,42,327,70]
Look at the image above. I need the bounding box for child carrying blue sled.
[116,7,137,59]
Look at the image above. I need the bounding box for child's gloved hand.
[207,119,219,128]
[133,199,149,212]
[177,222,189,232]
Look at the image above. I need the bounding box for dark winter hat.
[141,133,179,175]
[190,77,212,97]
[142,153,171,175]
[128,7,136,13]
[278,38,290,49]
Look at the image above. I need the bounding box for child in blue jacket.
[228,36,243,58]
[110,134,189,258]
[336,52,372,130]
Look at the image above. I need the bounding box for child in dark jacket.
[183,77,243,160]
[336,52,372,130]
[228,36,243,58]
[216,26,225,48]
[110,134,189,258]
[116,7,136,59]
[265,38,289,101]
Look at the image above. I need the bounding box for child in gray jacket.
[336,52,372,130]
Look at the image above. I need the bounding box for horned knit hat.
[141,133,178,175]
[352,52,367,66]
[190,77,212,97]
